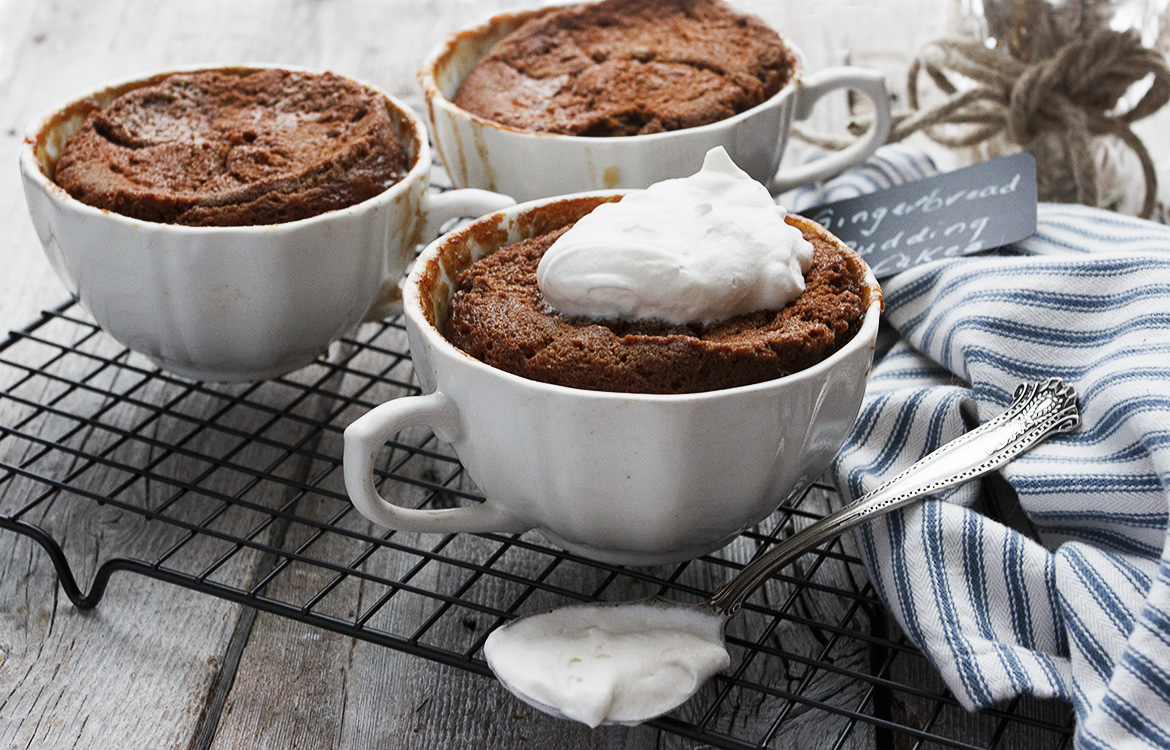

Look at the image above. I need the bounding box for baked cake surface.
[445,216,867,394]
[453,0,794,136]
[55,69,411,226]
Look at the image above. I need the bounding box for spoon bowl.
[484,598,728,728]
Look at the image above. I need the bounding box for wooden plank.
[0,366,275,748]
[0,0,73,333]
[0,0,247,745]
[0,1,382,747]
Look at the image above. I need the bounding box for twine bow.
[797,29,1170,218]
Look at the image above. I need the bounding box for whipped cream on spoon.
[484,379,1080,727]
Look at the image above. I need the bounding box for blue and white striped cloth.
[790,145,1170,748]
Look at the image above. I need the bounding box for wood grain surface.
[0,1,1154,747]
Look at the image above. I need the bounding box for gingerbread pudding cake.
[54,69,412,227]
[444,213,868,395]
[453,0,795,136]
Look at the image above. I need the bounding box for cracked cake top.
[54,69,412,227]
[452,0,795,137]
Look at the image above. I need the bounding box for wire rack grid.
[0,300,1079,748]
[0,180,1075,750]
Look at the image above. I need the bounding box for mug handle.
[422,188,516,238]
[771,68,892,193]
[364,188,514,322]
[343,391,530,534]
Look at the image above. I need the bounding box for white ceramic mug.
[418,6,893,202]
[344,193,883,566]
[19,64,515,382]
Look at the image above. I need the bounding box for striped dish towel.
[790,145,1170,748]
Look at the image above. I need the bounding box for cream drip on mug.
[535,147,814,325]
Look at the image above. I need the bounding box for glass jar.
[952,0,1169,215]
[957,0,1167,60]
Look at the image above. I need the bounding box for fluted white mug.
[418,5,892,202]
[20,64,515,382]
[344,193,883,566]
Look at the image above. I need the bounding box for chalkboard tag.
[803,153,1037,280]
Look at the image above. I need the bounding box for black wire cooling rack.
[0,299,1078,749]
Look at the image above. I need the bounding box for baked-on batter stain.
[602,167,621,189]
[418,196,622,334]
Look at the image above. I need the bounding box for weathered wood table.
[0,2,1159,748]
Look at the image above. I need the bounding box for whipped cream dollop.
[483,602,730,728]
[535,147,814,324]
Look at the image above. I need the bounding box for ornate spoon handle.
[709,378,1080,617]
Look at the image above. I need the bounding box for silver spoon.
[483,378,1080,727]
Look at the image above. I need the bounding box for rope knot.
[1007,30,1162,145]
